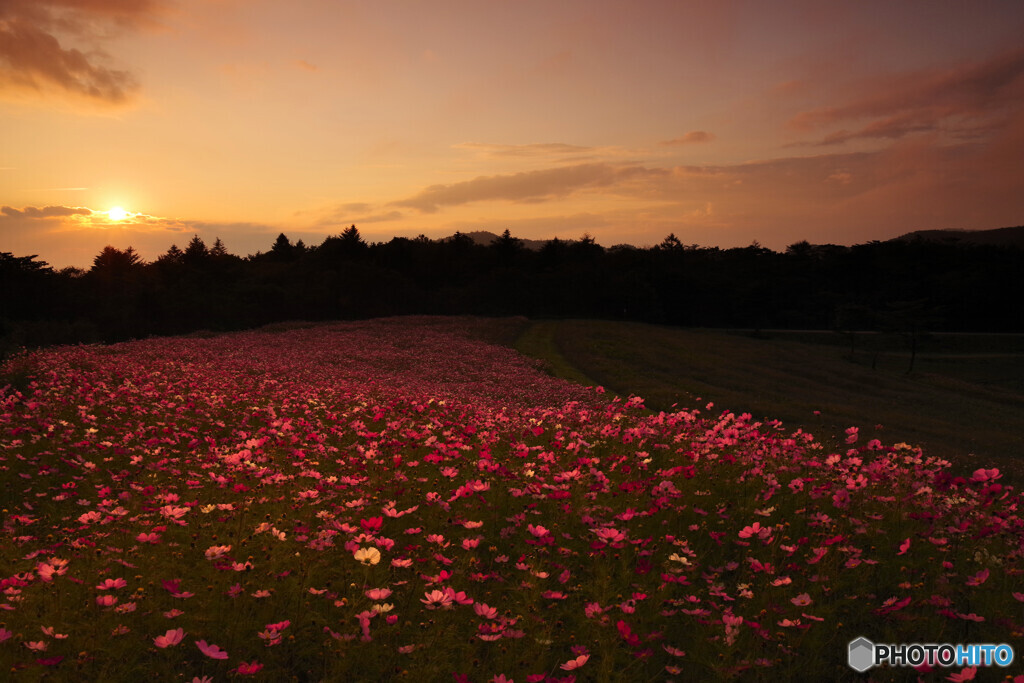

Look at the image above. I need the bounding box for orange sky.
[2,0,1024,268]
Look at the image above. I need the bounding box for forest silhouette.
[2,225,1023,356]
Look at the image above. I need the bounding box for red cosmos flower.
[360,516,383,532]
[236,661,263,675]
[616,620,641,647]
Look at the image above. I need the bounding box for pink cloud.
[790,45,1024,145]
[0,0,166,104]
[455,142,595,159]
[394,163,669,213]
[661,131,716,146]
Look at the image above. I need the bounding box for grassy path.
[507,318,1024,481]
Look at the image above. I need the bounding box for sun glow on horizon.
[107,206,129,221]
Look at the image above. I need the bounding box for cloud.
[455,142,595,159]
[661,131,716,146]
[394,163,669,213]
[1,205,93,219]
[790,45,1024,145]
[314,203,403,227]
[321,210,403,227]
[0,0,164,105]
[334,202,371,214]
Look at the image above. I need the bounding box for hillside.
[894,225,1024,247]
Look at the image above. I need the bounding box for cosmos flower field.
[1,318,1022,681]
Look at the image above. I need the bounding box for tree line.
[2,226,1022,356]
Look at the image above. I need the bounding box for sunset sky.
[2,0,1024,268]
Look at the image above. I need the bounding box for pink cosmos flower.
[592,527,627,543]
[196,640,228,659]
[78,510,103,524]
[971,468,1000,483]
[791,593,813,607]
[527,524,549,538]
[560,654,590,670]
[0,628,11,643]
[898,538,911,555]
[154,628,184,648]
[966,569,989,586]
[96,595,118,607]
[204,544,231,560]
[474,602,498,619]
[421,589,453,610]
[738,522,770,540]
[96,578,128,590]
[444,587,474,605]
[24,640,47,651]
[947,667,977,682]
[366,588,392,601]
[36,562,64,582]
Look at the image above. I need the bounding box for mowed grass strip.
[508,319,1024,481]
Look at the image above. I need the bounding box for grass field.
[507,319,1024,481]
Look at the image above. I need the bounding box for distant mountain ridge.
[451,226,1024,251]
[894,225,1024,247]
[458,231,549,251]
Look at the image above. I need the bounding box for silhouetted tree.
[158,244,185,266]
[658,233,684,251]
[183,235,209,265]
[270,233,297,261]
[340,225,367,252]
[210,237,229,258]
[91,245,143,273]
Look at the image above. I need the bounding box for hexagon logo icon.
[848,636,875,672]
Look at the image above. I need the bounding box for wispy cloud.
[454,142,596,159]
[1,205,93,219]
[660,131,716,146]
[393,163,669,213]
[0,0,165,105]
[790,45,1024,146]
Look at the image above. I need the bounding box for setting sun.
[107,206,129,221]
